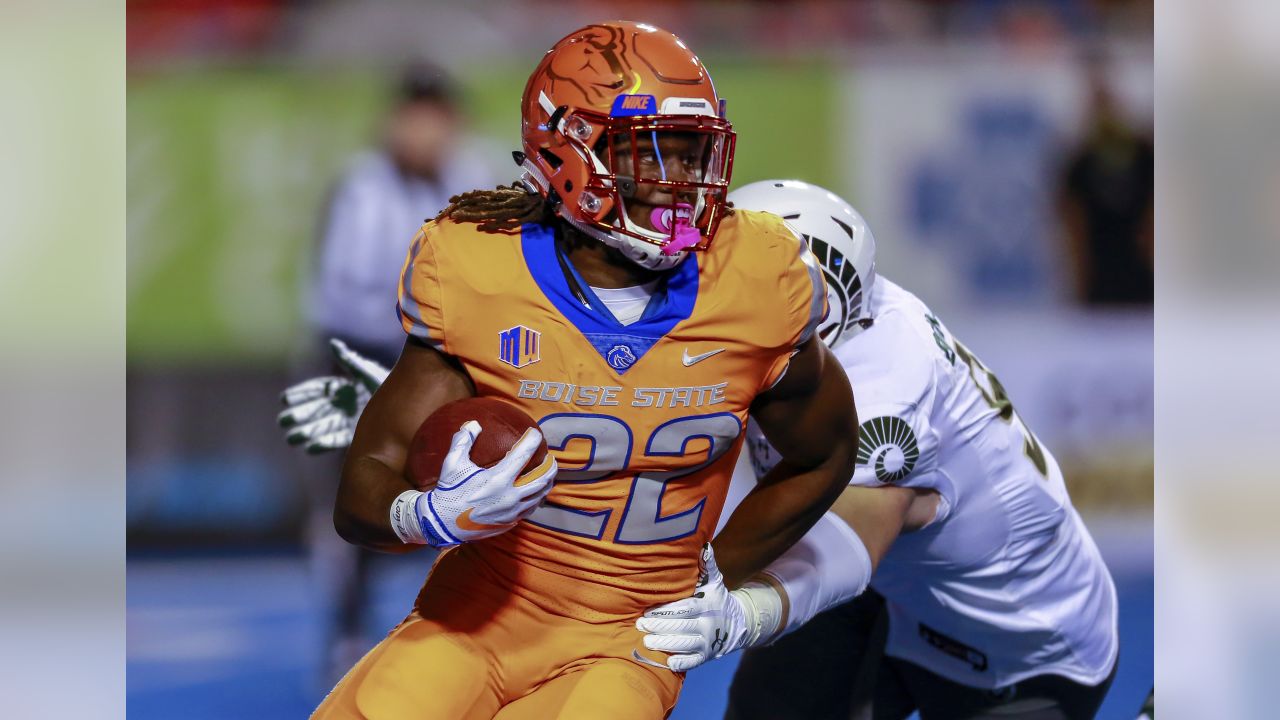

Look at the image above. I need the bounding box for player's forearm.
[334,454,421,554]
[735,509,874,643]
[712,451,853,589]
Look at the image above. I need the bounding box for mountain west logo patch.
[857,416,920,483]
[499,325,541,368]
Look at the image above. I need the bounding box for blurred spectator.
[302,61,493,684]
[1057,62,1154,305]
[310,61,494,364]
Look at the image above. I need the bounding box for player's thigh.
[493,659,682,720]
[726,590,887,720]
[892,657,1115,720]
[312,614,502,720]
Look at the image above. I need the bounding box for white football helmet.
[728,180,877,348]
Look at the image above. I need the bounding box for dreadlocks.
[436,182,735,235]
[436,183,553,234]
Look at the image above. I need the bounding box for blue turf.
[127,553,1152,719]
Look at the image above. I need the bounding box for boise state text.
[515,379,729,409]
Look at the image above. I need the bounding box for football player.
[280,179,1122,719]
[306,23,859,720]
[636,180,1121,719]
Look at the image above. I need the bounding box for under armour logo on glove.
[710,628,727,656]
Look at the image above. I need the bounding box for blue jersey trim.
[519,223,699,374]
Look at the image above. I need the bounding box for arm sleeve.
[396,225,448,351]
[760,510,873,639]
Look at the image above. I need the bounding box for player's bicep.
[347,337,475,475]
[750,337,856,471]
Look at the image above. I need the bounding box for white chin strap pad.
[558,209,687,271]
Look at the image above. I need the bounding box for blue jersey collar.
[520,223,699,374]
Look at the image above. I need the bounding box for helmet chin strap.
[555,207,687,272]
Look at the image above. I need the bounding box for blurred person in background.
[286,60,493,686]
[310,61,494,365]
[1057,60,1154,306]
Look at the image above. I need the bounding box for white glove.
[278,339,390,453]
[390,420,558,547]
[635,544,775,672]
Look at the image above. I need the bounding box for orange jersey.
[397,210,825,621]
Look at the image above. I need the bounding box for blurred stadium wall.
[127,0,1152,545]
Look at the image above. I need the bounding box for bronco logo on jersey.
[499,325,541,368]
[606,344,637,371]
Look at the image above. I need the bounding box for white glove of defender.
[636,544,775,672]
[390,420,558,547]
[278,339,389,453]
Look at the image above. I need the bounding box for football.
[405,397,548,491]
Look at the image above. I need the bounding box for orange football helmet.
[519,22,736,270]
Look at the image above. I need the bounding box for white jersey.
[741,278,1118,689]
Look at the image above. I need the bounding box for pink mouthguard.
[651,203,702,255]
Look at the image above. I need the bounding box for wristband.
[732,580,784,647]
[389,490,430,545]
[762,511,873,638]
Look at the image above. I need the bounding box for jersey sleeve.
[396,223,448,351]
[838,317,942,495]
[849,402,940,489]
[781,224,829,348]
[759,218,829,390]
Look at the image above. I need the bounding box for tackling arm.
[739,484,921,642]
[712,335,859,589]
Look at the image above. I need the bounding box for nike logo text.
[681,348,725,366]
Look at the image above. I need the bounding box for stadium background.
[126,1,1153,717]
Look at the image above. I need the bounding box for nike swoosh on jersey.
[681,348,725,366]
[454,508,509,533]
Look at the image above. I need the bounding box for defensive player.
[636,181,1120,719]
[310,24,858,720]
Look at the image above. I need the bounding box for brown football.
[405,397,548,491]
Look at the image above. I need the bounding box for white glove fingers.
[442,420,482,469]
[514,456,557,495]
[279,397,335,428]
[642,632,704,654]
[640,597,704,620]
[307,430,353,454]
[699,543,724,587]
[330,338,391,388]
[286,413,340,446]
[472,477,553,524]
[493,428,546,476]
[637,615,701,634]
[668,653,707,673]
[280,378,339,408]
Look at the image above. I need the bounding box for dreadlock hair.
[436,182,736,235]
[436,183,554,234]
